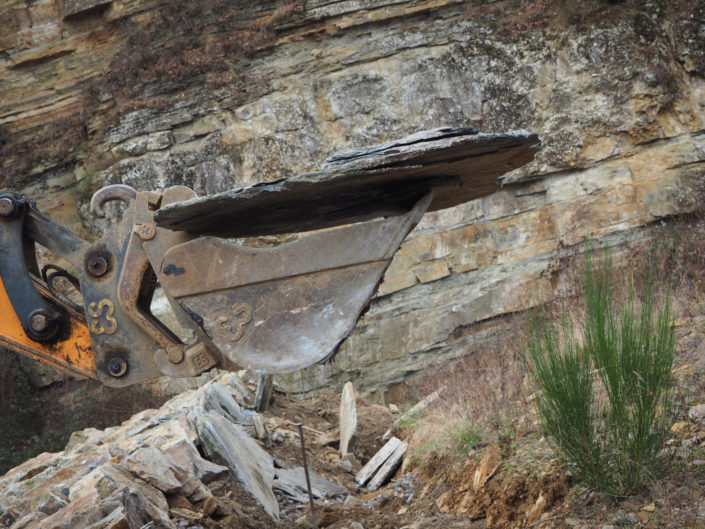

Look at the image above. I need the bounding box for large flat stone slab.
[274,467,347,501]
[154,128,539,237]
[196,410,279,521]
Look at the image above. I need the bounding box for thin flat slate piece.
[367,440,407,491]
[355,436,405,487]
[154,128,539,237]
[274,467,347,500]
[196,411,279,521]
[339,382,357,457]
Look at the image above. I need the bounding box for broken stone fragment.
[255,374,274,412]
[196,410,279,521]
[217,372,253,406]
[339,382,357,457]
[36,490,68,515]
[160,436,229,484]
[169,506,204,521]
[122,487,177,529]
[342,453,362,472]
[472,444,501,492]
[200,495,219,516]
[274,467,347,501]
[123,447,186,494]
[355,437,407,490]
[203,382,245,423]
[34,490,125,529]
[124,445,211,502]
[251,413,271,447]
[68,463,169,513]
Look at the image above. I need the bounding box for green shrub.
[526,245,678,496]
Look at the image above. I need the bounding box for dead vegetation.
[381,214,705,528]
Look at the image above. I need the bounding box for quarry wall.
[1,0,704,396]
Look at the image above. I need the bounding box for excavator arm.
[0,127,539,387]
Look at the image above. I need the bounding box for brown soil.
[165,386,572,529]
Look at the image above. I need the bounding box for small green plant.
[450,421,482,457]
[398,408,427,428]
[526,244,678,496]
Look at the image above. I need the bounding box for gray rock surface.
[274,467,347,501]
[196,410,280,521]
[203,382,245,423]
[0,373,287,527]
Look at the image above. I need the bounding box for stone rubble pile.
[0,373,348,529]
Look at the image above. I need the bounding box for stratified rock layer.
[1,0,704,394]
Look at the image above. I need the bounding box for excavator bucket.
[152,127,540,374]
[158,194,432,373]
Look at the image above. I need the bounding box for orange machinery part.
[0,276,97,379]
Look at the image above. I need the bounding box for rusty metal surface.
[80,186,222,385]
[154,129,539,237]
[159,196,428,299]
[163,194,432,373]
[89,184,138,218]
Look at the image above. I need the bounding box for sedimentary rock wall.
[2,0,704,395]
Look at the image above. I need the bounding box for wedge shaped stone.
[196,410,279,521]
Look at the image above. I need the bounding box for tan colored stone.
[339,382,357,457]
[167,494,195,510]
[472,445,501,492]
[200,496,219,516]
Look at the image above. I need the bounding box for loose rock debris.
[0,373,569,529]
[0,373,411,529]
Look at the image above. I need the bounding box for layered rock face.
[1,0,704,395]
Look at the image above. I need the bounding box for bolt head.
[167,345,185,364]
[30,313,49,332]
[87,255,109,277]
[107,357,128,377]
[0,197,16,217]
[135,223,156,241]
